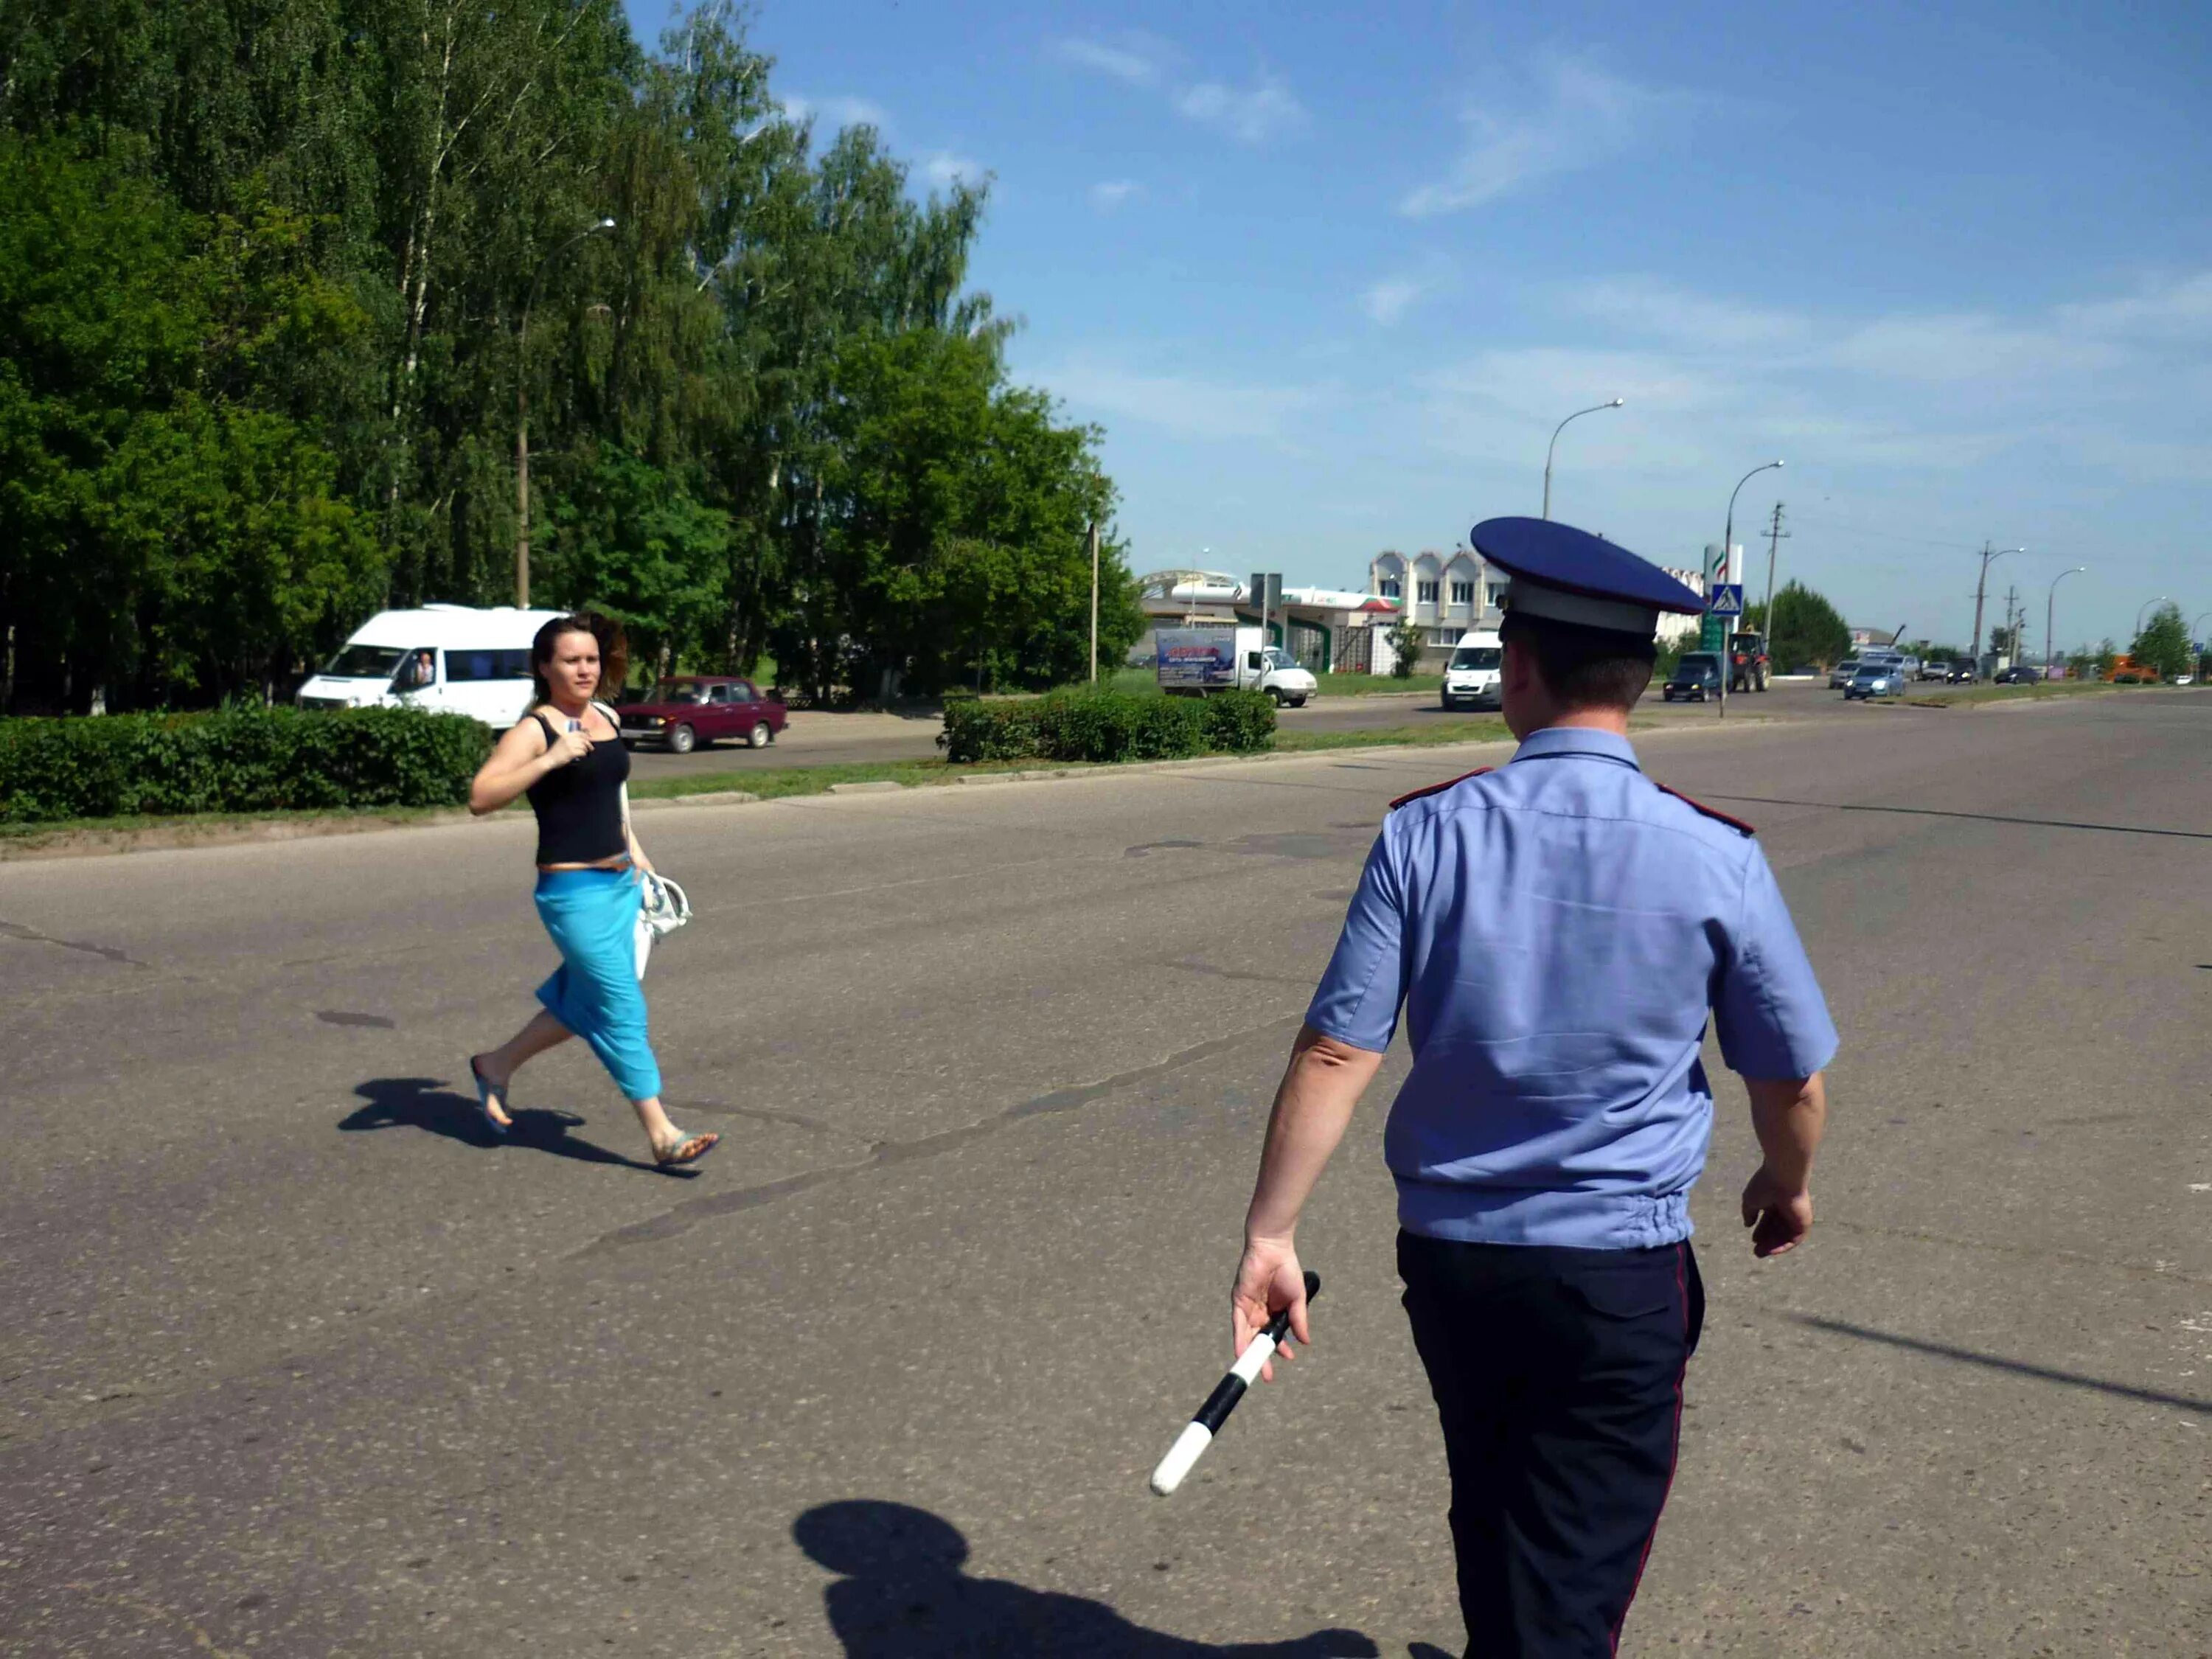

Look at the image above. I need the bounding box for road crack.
[0,918,153,969]
[574,1015,1304,1257]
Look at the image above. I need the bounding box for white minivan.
[1441,629,1504,711]
[296,605,568,726]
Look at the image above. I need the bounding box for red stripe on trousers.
[1611,1241,1689,1655]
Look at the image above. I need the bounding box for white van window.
[391,649,437,689]
[1450,645,1501,669]
[445,648,532,681]
[323,643,407,678]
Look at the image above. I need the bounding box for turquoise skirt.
[534,867,661,1102]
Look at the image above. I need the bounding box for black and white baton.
[1150,1270,1320,1497]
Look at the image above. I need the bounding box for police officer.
[1231,518,1837,1658]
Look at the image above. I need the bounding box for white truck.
[1155,627,1318,706]
[1439,628,1503,711]
[295,605,567,726]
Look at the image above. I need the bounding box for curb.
[631,789,762,810]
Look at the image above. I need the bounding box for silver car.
[1828,657,1862,689]
[1843,664,1904,700]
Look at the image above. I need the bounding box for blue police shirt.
[1306,726,1838,1250]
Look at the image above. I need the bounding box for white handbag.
[612,742,691,976]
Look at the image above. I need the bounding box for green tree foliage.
[0,0,1124,712]
[1759,580,1851,672]
[2129,602,2191,681]
[1385,616,1424,678]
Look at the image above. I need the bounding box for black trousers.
[1398,1231,1705,1659]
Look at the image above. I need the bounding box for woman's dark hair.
[529,612,629,706]
[1500,610,1655,710]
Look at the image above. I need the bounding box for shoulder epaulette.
[1388,767,1495,812]
[1652,782,1755,836]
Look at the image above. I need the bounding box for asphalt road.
[3,695,2208,1657]
[632,679,1840,778]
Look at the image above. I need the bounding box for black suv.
[1660,652,1723,702]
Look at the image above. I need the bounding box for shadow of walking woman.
[338,1076,692,1175]
[793,1500,1378,1658]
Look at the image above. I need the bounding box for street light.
[1541,399,1623,520]
[2134,594,2167,641]
[1717,460,1781,717]
[2045,566,2085,673]
[515,216,617,607]
[1969,543,2022,678]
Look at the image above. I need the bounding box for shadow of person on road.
[338,1077,694,1176]
[793,1500,1379,1658]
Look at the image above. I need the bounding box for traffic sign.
[1708,583,1745,616]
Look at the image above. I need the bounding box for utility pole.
[1087,520,1099,684]
[1760,501,1789,644]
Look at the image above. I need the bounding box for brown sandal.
[655,1130,719,1168]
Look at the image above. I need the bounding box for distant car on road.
[1828,657,1862,689]
[1993,665,2043,685]
[1843,664,1905,700]
[617,675,786,754]
[1661,652,1723,702]
[1918,658,1952,681]
[1947,661,1976,683]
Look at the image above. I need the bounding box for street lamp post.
[2133,595,2167,642]
[515,217,616,608]
[1541,399,1623,520]
[1970,543,2022,679]
[1718,460,1782,718]
[2045,566,2085,675]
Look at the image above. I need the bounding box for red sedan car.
[616,676,786,754]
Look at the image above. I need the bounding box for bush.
[0,705,494,823]
[939,687,1275,764]
[1197,689,1276,752]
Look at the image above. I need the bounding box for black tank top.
[524,710,630,865]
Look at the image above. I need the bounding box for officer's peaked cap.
[1471,517,1705,639]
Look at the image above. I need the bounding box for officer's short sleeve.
[1714,844,1839,1078]
[1304,829,1407,1054]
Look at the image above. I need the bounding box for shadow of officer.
[794,1500,1379,1658]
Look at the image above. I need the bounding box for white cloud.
[1400,58,1692,217]
[783,93,891,133]
[923,153,987,189]
[1054,38,1166,87]
[1057,35,1303,147]
[1820,313,2123,383]
[1362,277,1427,327]
[2053,273,2212,340]
[1569,278,1809,350]
[1173,72,1304,145]
[1040,356,1323,442]
[1088,179,1144,213]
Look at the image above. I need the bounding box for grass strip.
[1902,682,2134,709]
[1276,719,1512,751]
[1099,667,1443,698]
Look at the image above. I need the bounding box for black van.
[1660,651,1723,702]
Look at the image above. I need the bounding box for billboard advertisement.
[1156,628,1238,689]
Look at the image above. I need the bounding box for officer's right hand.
[1741,1166,1814,1257]
[543,725,593,768]
[1232,1235,1310,1382]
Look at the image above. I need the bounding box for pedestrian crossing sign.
[1708,584,1744,616]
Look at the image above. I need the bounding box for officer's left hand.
[1232,1236,1310,1383]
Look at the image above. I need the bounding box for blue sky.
[630,0,2210,650]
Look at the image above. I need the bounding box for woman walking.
[465,612,718,1168]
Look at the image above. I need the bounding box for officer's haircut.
[1500,610,1656,710]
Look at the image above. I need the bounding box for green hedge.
[939,688,1276,765]
[0,705,495,823]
